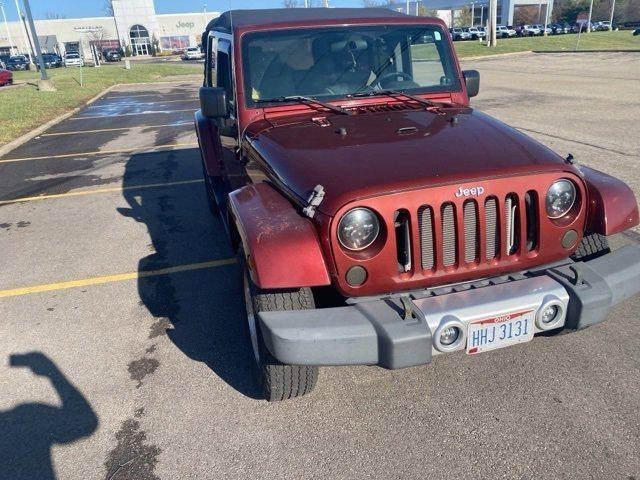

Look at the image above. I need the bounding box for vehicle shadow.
[0,352,99,480]
[118,148,261,399]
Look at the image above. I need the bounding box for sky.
[1,0,366,22]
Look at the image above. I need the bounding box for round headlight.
[546,179,576,219]
[338,208,380,251]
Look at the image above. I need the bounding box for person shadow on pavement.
[0,352,99,480]
[118,148,261,399]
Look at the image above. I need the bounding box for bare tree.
[363,0,381,6]
[45,11,66,19]
[104,0,114,16]
[88,29,111,43]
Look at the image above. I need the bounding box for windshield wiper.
[349,89,442,109]
[254,95,352,115]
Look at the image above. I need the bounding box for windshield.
[242,25,460,106]
[66,53,79,58]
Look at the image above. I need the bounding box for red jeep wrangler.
[195,8,640,401]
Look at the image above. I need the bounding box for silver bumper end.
[258,244,640,369]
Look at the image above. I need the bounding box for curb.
[0,84,117,158]
[459,50,533,61]
[532,49,640,53]
[0,77,200,159]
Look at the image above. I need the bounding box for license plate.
[466,309,535,355]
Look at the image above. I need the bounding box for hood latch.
[302,184,325,218]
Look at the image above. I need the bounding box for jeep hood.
[246,107,575,216]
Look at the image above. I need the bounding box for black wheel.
[239,248,319,401]
[200,156,219,215]
[571,233,610,262]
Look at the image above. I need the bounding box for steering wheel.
[373,71,415,88]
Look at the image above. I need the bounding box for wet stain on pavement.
[127,357,160,389]
[104,416,161,480]
[16,221,30,228]
[148,318,172,339]
[0,223,11,230]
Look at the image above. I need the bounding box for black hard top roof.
[206,8,407,32]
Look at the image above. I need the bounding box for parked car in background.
[535,24,552,35]
[6,55,28,71]
[468,26,486,39]
[449,27,471,41]
[515,24,540,36]
[182,46,204,60]
[102,49,122,62]
[36,53,62,69]
[593,21,613,31]
[0,67,12,86]
[550,23,570,34]
[572,22,597,33]
[63,51,84,67]
[634,28,640,35]
[497,25,517,37]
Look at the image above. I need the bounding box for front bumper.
[259,244,640,369]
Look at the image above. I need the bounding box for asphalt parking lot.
[1,53,639,480]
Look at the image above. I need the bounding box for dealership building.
[0,0,220,58]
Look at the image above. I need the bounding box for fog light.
[535,300,565,331]
[540,305,558,324]
[440,326,460,346]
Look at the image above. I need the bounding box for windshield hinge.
[302,184,325,218]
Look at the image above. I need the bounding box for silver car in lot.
[468,26,486,40]
[497,25,517,37]
[449,27,471,41]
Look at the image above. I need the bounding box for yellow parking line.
[70,109,195,120]
[0,142,198,163]
[0,178,204,205]
[88,99,197,107]
[40,122,193,137]
[0,258,236,299]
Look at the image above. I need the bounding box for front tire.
[571,233,610,261]
[239,248,319,401]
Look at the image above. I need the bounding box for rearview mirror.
[199,87,228,118]
[462,70,480,98]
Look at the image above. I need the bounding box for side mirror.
[199,87,228,118]
[462,70,480,98]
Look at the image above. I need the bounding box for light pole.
[480,4,484,26]
[586,0,594,31]
[13,0,30,64]
[608,0,615,29]
[488,0,497,46]
[22,0,54,90]
[471,2,475,26]
[0,3,16,55]
[543,0,552,36]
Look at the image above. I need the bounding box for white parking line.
[70,109,196,120]
[40,122,193,137]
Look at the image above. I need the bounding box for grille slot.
[505,194,519,255]
[485,197,499,260]
[418,206,435,270]
[525,191,538,251]
[394,209,412,272]
[441,203,457,267]
[463,200,478,263]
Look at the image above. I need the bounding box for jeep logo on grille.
[455,186,485,197]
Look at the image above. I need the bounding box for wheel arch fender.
[228,183,331,289]
[580,165,639,236]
